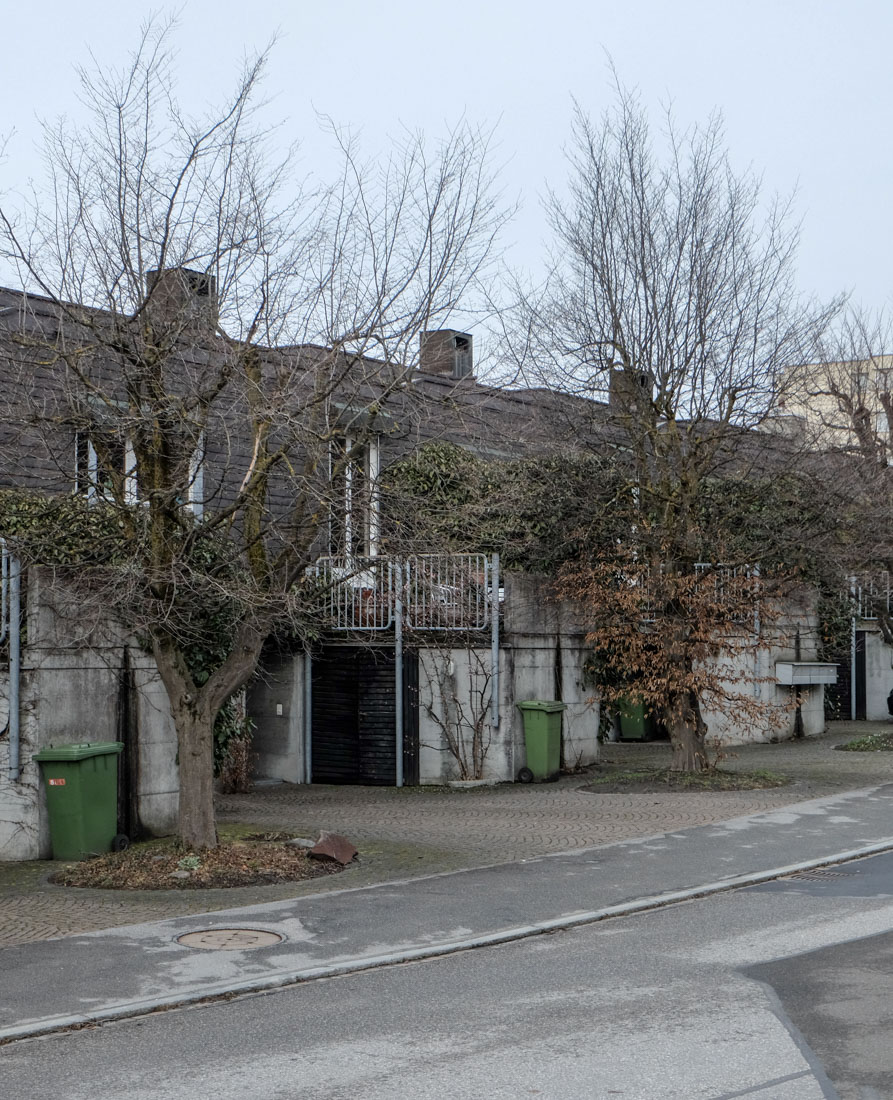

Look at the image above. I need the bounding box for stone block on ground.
[308,832,358,865]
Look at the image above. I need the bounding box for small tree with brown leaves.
[503,87,839,769]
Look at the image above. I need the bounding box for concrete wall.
[0,568,178,860]
[417,646,512,783]
[249,571,601,787]
[862,629,893,721]
[248,570,828,787]
[505,573,827,748]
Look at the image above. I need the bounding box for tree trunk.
[171,699,218,849]
[666,690,709,772]
[151,621,267,849]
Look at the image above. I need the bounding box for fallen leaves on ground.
[49,837,345,890]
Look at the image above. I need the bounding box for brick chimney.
[419,330,474,380]
[145,268,218,332]
[608,367,652,412]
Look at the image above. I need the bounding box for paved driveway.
[2,722,891,947]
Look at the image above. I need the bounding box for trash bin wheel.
[112,834,130,852]
[517,766,534,784]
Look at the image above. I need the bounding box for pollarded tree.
[0,20,507,847]
[507,87,840,769]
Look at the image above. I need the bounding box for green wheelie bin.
[516,700,566,782]
[618,697,656,741]
[33,741,125,860]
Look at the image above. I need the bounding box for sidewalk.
[4,779,893,1043]
[2,722,892,948]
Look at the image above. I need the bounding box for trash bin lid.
[515,700,567,713]
[34,741,124,762]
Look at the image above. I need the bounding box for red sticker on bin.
[48,778,66,786]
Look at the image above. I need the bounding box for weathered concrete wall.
[417,647,513,783]
[502,574,600,773]
[505,635,600,776]
[130,657,179,835]
[698,590,827,744]
[863,629,893,721]
[250,641,600,788]
[508,573,828,748]
[0,667,40,860]
[247,653,306,783]
[0,568,178,860]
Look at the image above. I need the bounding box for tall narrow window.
[75,432,137,504]
[187,434,205,520]
[329,435,380,558]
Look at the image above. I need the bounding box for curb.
[5,836,893,1045]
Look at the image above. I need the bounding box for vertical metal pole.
[490,553,500,727]
[395,562,404,787]
[851,577,857,721]
[304,650,313,784]
[752,564,761,699]
[8,555,21,781]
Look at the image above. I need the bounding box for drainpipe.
[7,553,21,781]
[303,650,313,785]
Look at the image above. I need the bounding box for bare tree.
[0,20,507,847]
[781,309,893,461]
[419,641,493,781]
[781,309,893,644]
[507,87,839,770]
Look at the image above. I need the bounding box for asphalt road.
[7,852,893,1098]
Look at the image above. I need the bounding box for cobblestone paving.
[3,722,892,948]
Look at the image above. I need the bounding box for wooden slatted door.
[311,647,418,785]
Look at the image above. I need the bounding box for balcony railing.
[853,572,891,621]
[309,553,493,632]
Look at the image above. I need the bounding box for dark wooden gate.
[311,647,419,785]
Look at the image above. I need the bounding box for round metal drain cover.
[177,928,283,950]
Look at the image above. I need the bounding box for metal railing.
[306,552,501,787]
[694,562,759,624]
[309,553,493,632]
[853,572,890,621]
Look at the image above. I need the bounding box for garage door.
[311,647,419,785]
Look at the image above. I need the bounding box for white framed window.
[186,434,205,520]
[75,432,137,504]
[329,434,381,558]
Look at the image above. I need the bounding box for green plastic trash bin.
[33,742,124,860]
[516,700,566,782]
[618,698,655,741]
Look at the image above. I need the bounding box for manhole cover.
[177,928,284,950]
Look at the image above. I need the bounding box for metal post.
[304,650,313,784]
[752,564,761,699]
[8,554,21,782]
[851,576,857,721]
[490,553,500,727]
[395,561,404,787]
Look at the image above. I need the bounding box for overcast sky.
[2,0,890,322]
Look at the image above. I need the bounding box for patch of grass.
[582,765,789,793]
[836,730,893,753]
[49,835,345,890]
